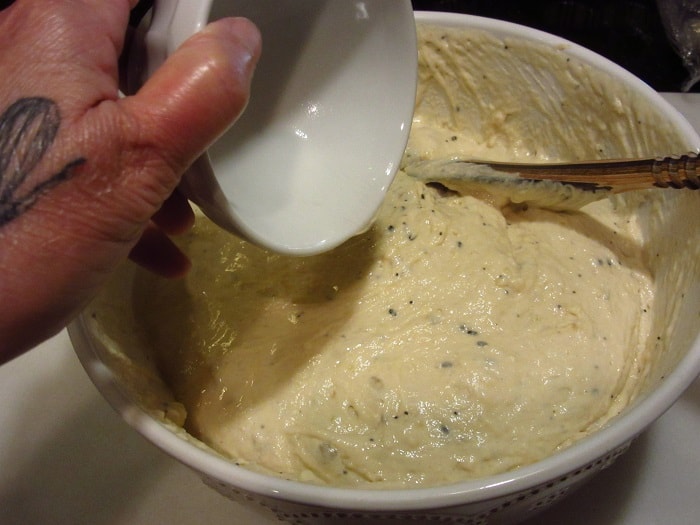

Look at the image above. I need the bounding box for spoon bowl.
[129,0,418,255]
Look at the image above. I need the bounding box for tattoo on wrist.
[0,97,85,226]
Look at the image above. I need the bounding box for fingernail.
[206,17,262,68]
[231,17,262,58]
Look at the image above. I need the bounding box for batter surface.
[131,174,652,487]
[88,24,689,488]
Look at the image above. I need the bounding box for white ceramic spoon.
[128,0,418,255]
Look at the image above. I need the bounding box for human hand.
[0,0,261,362]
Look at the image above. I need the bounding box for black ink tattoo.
[0,97,85,225]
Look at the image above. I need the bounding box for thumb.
[123,17,261,175]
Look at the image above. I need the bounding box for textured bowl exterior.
[201,442,631,524]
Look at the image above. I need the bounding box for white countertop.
[1,93,699,525]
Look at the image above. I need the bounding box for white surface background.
[1,93,699,525]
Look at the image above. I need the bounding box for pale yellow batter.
[86,25,691,488]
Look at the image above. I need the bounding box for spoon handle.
[476,153,700,193]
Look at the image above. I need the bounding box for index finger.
[121,17,262,174]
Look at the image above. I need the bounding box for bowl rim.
[70,10,700,513]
